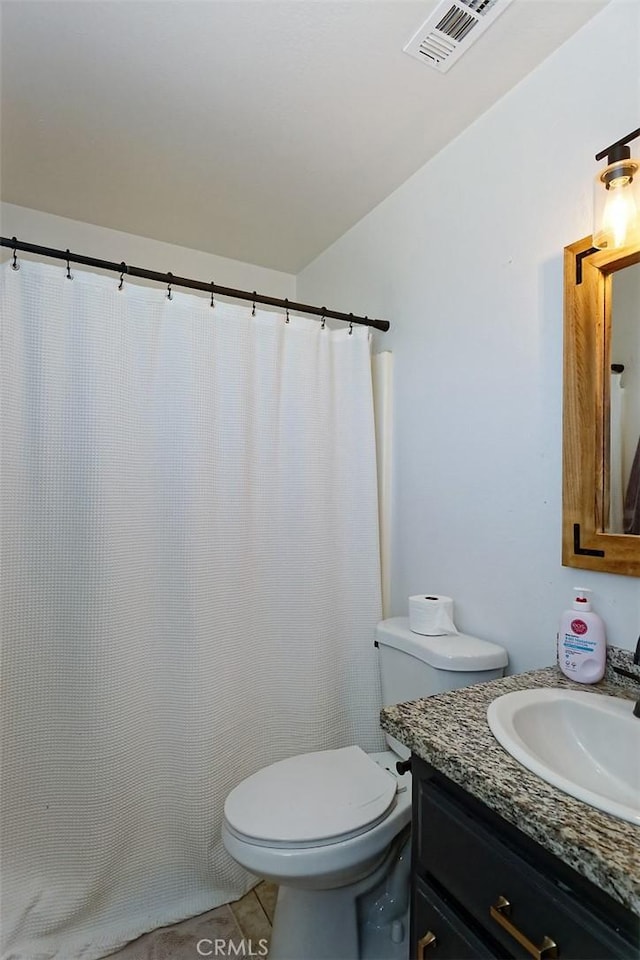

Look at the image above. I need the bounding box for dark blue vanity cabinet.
[410,757,639,959]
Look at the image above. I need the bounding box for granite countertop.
[380,647,640,916]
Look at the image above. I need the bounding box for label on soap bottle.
[558,618,605,683]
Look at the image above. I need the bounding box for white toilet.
[222,616,507,960]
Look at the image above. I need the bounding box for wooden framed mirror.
[563,236,640,576]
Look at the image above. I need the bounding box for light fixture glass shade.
[593,156,640,249]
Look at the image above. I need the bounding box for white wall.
[0,203,296,299]
[298,1,640,671]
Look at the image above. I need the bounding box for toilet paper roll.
[409,595,458,636]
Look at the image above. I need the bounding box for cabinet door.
[413,877,497,959]
[414,761,639,960]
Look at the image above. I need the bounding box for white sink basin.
[487,688,640,825]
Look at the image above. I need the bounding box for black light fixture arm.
[595,126,640,163]
[0,236,390,333]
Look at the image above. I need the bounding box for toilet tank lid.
[375,617,508,671]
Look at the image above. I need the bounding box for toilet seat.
[223,745,398,848]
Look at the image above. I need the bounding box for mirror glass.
[607,263,640,535]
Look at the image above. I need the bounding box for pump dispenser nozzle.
[572,587,592,611]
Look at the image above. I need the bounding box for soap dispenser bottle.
[557,588,606,683]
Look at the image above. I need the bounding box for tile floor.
[107,882,277,960]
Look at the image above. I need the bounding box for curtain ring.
[210,281,215,309]
[10,237,19,271]
[348,313,354,335]
[285,298,290,323]
[167,272,173,301]
[65,249,72,280]
[321,308,326,330]
[252,291,256,317]
[118,262,126,290]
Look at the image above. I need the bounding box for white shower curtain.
[0,260,384,960]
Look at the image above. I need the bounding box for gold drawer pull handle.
[490,895,558,960]
[417,930,437,958]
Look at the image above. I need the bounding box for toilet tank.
[376,617,508,757]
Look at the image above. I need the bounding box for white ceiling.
[1,0,606,273]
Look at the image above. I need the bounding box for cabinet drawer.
[417,778,635,959]
[413,876,496,959]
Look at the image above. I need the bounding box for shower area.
[0,245,391,960]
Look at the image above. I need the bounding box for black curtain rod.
[1,236,390,333]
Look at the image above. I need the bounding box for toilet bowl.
[223,747,411,890]
[223,748,411,959]
[222,617,508,960]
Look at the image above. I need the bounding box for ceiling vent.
[403,0,514,73]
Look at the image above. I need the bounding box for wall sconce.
[593,126,640,249]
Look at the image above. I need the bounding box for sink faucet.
[611,635,640,718]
